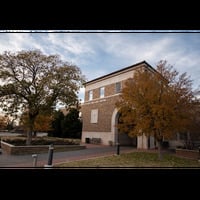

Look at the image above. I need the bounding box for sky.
[0,31,200,102]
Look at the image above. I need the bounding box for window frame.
[100,87,105,98]
[88,90,93,101]
[115,82,121,93]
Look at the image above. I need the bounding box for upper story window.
[115,82,121,93]
[89,90,93,101]
[100,87,105,98]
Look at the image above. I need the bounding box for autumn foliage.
[20,112,53,134]
[116,60,200,159]
[0,115,9,130]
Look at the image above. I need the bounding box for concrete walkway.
[0,143,136,168]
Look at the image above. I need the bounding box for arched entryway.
[111,108,137,146]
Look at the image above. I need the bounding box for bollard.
[116,142,120,155]
[44,144,54,168]
[32,154,38,167]
[198,147,200,162]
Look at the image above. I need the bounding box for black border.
[1,9,200,30]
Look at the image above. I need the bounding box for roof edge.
[84,60,156,85]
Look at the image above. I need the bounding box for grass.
[54,151,200,168]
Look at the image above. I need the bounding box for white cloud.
[0,33,47,54]
[78,87,85,102]
[89,33,200,90]
[0,31,199,92]
[47,33,94,54]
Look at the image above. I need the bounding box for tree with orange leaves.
[0,115,9,130]
[19,111,53,136]
[116,60,200,160]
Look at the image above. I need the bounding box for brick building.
[81,60,200,150]
[81,60,157,149]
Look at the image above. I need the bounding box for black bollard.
[44,144,54,168]
[198,147,200,161]
[47,144,54,165]
[116,142,120,155]
[32,154,38,167]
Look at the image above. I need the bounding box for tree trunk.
[33,131,37,137]
[26,130,32,145]
[26,115,36,145]
[157,140,163,160]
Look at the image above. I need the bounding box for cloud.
[87,33,200,89]
[46,33,95,60]
[0,31,199,92]
[0,33,47,54]
[78,87,85,102]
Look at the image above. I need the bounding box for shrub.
[1,136,80,146]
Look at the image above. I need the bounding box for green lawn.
[54,152,200,168]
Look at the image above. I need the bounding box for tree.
[48,110,64,138]
[116,60,200,160]
[48,107,82,139]
[0,50,85,145]
[61,107,82,138]
[0,115,8,130]
[33,113,53,135]
[19,111,53,136]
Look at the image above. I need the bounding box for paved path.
[0,144,136,168]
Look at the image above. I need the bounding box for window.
[91,109,98,123]
[88,90,93,100]
[115,82,121,93]
[100,87,105,98]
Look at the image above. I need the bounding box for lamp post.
[198,146,200,162]
[116,142,120,155]
[116,130,120,155]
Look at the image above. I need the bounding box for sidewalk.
[0,143,136,168]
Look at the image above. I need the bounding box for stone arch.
[111,108,119,144]
[111,108,136,146]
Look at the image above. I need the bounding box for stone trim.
[84,93,120,105]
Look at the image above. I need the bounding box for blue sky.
[0,31,200,102]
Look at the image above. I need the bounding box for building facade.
[81,61,157,149]
[81,60,200,150]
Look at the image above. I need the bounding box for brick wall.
[1,141,86,155]
[82,95,120,132]
[105,83,116,97]
[93,88,99,99]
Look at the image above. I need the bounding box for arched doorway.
[111,108,137,146]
